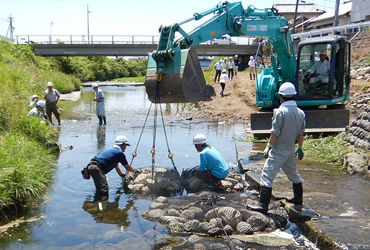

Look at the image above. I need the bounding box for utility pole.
[87,4,93,44]
[6,15,15,43]
[333,0,340,27]
[50,21,53,44]
[292,0,299,34]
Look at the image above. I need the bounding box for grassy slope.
[0,39,80,211]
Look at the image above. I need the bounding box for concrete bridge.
[32,43,257,57]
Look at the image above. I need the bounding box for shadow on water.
[0,85,247,249]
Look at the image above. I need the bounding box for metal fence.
[291,20,370,40]
[12,34,256,46]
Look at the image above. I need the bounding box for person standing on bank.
[227,57,235,80]
[233,55,240,76]
[247,82,305,214]
[87,135,137,197]
[214,59,223,83]
[92,83,106,125]
[248,56,256,80]
[43,82,61,125]
[191,134,229,189]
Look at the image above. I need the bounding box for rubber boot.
[98,115,103,125]
[247,186,272,214]
[103,116,107,125]
[250,74,252,80]
[253,74,255,80]
[287,182,303,205]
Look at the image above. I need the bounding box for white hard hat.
[114,135,130,146]
[250,56,254,59]
[235,55,238,58]
[229,57,232,59]
[320,50,327,55]
[193,134,207,145]
[222,69,227,73]
[224,57,227,60]
[32,94,38,99]
[36,100,46,109]
[278,82,297,96]
[92,83,98,88]
[47,82,53,87]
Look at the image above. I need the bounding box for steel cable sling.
[130,72,179,178]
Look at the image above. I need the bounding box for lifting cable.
[130,72,179,177]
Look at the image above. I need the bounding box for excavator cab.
[295,36,350,106]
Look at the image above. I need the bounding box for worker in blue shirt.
[87,135,137,198]
[191,134,229,189]
[92,83,106,125]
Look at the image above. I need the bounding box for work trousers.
[194,169,220,183]
[88,161,108,195]
[261,148,301,188]
[228,69,234,80]
[214,70,221,82]
[46,102,61,125]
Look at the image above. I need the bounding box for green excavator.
[145,1,350,133]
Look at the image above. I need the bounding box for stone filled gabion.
[341,105,370,180]
[143,191,288,236]
[181,168,248,193]
[343,105,370,150]
[123,167,182,194]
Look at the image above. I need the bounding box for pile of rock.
[143,192,288,236]
[342,106,370,180]
[351,66,370,81]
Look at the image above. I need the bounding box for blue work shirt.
[95,88,105,102]
[198,145,229,179]
[92,146,128,174]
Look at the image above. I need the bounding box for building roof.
[272,3,324,14]
[309,2,352,22]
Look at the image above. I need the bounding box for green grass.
[114,76,145,83]
[0,133,55,208]
[302,134,367,167]
[0,39,66,210]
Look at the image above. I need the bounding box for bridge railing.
[14,35,161,45]
[13,35,256,45]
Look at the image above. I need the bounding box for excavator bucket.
[145,48,215,103]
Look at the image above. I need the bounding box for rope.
[204,195,235,250]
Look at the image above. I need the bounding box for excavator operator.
[307,50,330,84]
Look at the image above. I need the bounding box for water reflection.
[96,126,106,150]
[82,192,133,228]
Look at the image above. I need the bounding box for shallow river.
[1,85,250,249]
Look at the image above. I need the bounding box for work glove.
[134,169,142,174]
[120,173,126,178]
[263,144,272,158]
[190,168,197,176]
[295,147,304,160]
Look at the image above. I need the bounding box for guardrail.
[13,35,256,46]
[291,20,370,40]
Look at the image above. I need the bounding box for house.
[351,0,370,23]
[272,3,325,31]
[304,2,352,30]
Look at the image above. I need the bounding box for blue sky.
[0,0,336,37]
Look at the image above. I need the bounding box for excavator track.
[249,104,349,136]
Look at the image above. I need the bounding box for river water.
[1,85,249,249]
